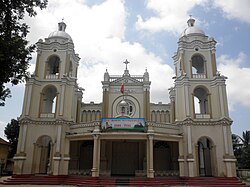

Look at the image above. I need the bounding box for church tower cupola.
[187,17,195,27]
[58,21,66,31]
[48,21,72,41]
[181,16,205,37]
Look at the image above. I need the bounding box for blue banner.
[101,118,145,131]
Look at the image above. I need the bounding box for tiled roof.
[0,137,10,145]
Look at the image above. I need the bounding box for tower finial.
[58,21,67,31]
[187,15,195,27]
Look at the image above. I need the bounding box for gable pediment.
[110,76,143,85]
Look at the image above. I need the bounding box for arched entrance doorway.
[79,140,93,171]
[111,141,139,176]
[153,141,179,176]
[154,141,170,171]
[197,137,213,176]
[33,135,52,174]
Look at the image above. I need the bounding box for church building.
[14,17,236,178]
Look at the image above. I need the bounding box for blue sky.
[0,0,250,140]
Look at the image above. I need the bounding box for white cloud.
[23,0,174,104]
[136,0,208,34]
[0,121,7,140]
[212,0,250,24]
[78,37,174,103]
[217,52,250,110]
[25,0,126,45]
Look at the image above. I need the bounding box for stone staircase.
[0,175,246,186]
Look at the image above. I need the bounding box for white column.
[184,84,190,117]
[56,125,62,153]
[223,125,229,154]
[20,124,28,153]
[187,125,195,177]
[178,140,185,177]
[53,126,62,175]
[59,84,65,116]
[187,125,192,154]
[25,84,32,115]
[147,134,154,178]
[219,85,225,116]
[92,134,100,177]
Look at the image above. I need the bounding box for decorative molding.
[70,121,100,129]
[53,157,61,160]
[150,122,180,129]
[13,156,26,160]
[19,117,75,126]
[63,157,71,161]
[223,158,237,162]
[175,117,232,126]
[178,39,216,50]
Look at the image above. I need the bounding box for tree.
[0,0,48,106]
[241,130,250,147]
[232,133,242,158]
[232,130,250,169]
[4,119,20,158]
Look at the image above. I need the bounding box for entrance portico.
[68,122,181,178]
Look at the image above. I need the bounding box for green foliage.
[232,130,250,169]
[0,0,48,106]
[4,119,20,158]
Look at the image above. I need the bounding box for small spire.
[104,67,109,81]
[144,67,149,81]
[187,15,195,27]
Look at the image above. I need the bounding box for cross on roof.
[123,59,130,70]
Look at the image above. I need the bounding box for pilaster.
[92,127,101,177]
[147,133,154,178]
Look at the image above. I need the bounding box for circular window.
[116,99,136,117]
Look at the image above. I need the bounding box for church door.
[79,141,93,170]
[111,141,139,176]
[198,137,212,176]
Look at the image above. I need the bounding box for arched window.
[68,61,73,77]
[117,99,135,117]
[151,110,156,122]
[82,110,87,122]
[191,55,205,78]
[193,87,210,118]
[40,86,57,118]
[46,56,60,79]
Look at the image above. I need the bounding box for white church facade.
[14,18,236,178]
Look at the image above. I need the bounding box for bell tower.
[22,21,82,120]
[14,22,83,175]
[173,17,229,121]
[171,17,236,177]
